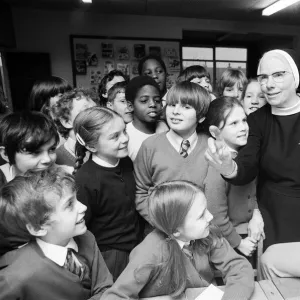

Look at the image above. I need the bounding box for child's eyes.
[67,200,75,210]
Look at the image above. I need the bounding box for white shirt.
[92,154,119,168]
[36,238,80,266]
[175,238,191,249]
[126,122,154,161]
[166,130,198,154]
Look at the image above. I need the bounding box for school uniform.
[206,150,258,248]
[102,229,254,300]
[75,155,142,280]
[0,231,113,300]
[55,137,77,167]
[134,131,225,225]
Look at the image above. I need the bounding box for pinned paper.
[195,284,224,300]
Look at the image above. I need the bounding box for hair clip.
[75,133,86,146]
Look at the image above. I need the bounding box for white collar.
[64,137,76,157]
[92,154,120,168]
[167,130,198,153]
[271,99,300,116]
[36,238,78,266]
[175,238,191,249]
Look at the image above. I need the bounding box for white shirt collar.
[92,154,120,168]
[36,238,78,266]
[271,99,300,116]
[166,130,198,153]
[175,238,191,249]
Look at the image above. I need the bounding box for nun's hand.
[205,126,236,177]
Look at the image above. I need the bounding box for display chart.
[70,35,181,90]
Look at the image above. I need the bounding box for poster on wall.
[89,69,102,85]
[75,60,87,75]
[75,43,89,60]
[104,61,115,74]
[116,46,130,60]
[117,63,130,76]
[102,43,114,58]
[149,46,161,57]
[133,44,146,59]
[70,35,181,88]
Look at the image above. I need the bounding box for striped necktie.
[179,139,190,158]
[64,248,85,280]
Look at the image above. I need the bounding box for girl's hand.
[248,209,265,242]
[205,126,236,177]
[237,237,257,257]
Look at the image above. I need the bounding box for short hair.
[51,88,97,139]
[138,55,167,75]
[125,75,160,105]
[28,76,72,113]
[241,78,259,101]
[203,96,244,134]
[218,68,247,96]
[0,167,76,240]
[0,111,59,164]
[177,65,211,83]
[166,81,211,121]
[107,81,127,105]
[98,70,127,104]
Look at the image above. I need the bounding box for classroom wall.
[11,7,300,85]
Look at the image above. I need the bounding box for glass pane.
[182,47,213,60]
[216,47,247,61]
[182,60,214,85]
[216,61,247,83]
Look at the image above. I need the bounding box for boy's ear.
[0,146,9,163]
[26,223,48,237]
[59,117,73,129]
[209,126,216,138]
[198,117,205,124]
[106,101,113,109]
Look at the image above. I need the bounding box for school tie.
[64,248,85,280]
[179,140,190,158]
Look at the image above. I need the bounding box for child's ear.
[85,145,96,153]
[106,101,113,109]
[0,146,9,163]
[26,223,48,237]
[102,92,108,99]
[172,230,180,238]
[59,117,73,129]
[198,117,205,124]
[209,125,219,139]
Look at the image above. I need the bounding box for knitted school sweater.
[75,157,140,252]
[0,231,113,300]
[102,229,254,300]
[134,132,225,224]
[55,143,76,167]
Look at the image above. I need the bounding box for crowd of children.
[1,51,285,300]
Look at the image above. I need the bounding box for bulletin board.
[70,35,182,90]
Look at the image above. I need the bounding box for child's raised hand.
[205,125,236,177]
[237,237,257,257]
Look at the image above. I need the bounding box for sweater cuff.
[226,231,242,249]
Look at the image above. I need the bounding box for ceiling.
[4,0,300,27]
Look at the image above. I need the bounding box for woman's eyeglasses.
[257,71,290,85]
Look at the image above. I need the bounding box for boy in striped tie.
[0,167,112,300]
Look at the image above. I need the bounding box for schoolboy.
[106,81,134,124]
[125,75,162,161]
[0,167,113,299]
[51,88,96,167]
[0,111,72,257]
[98,70,127,106]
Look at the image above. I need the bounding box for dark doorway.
[5,52,51,111]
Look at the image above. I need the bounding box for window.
[182,46,247,89]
